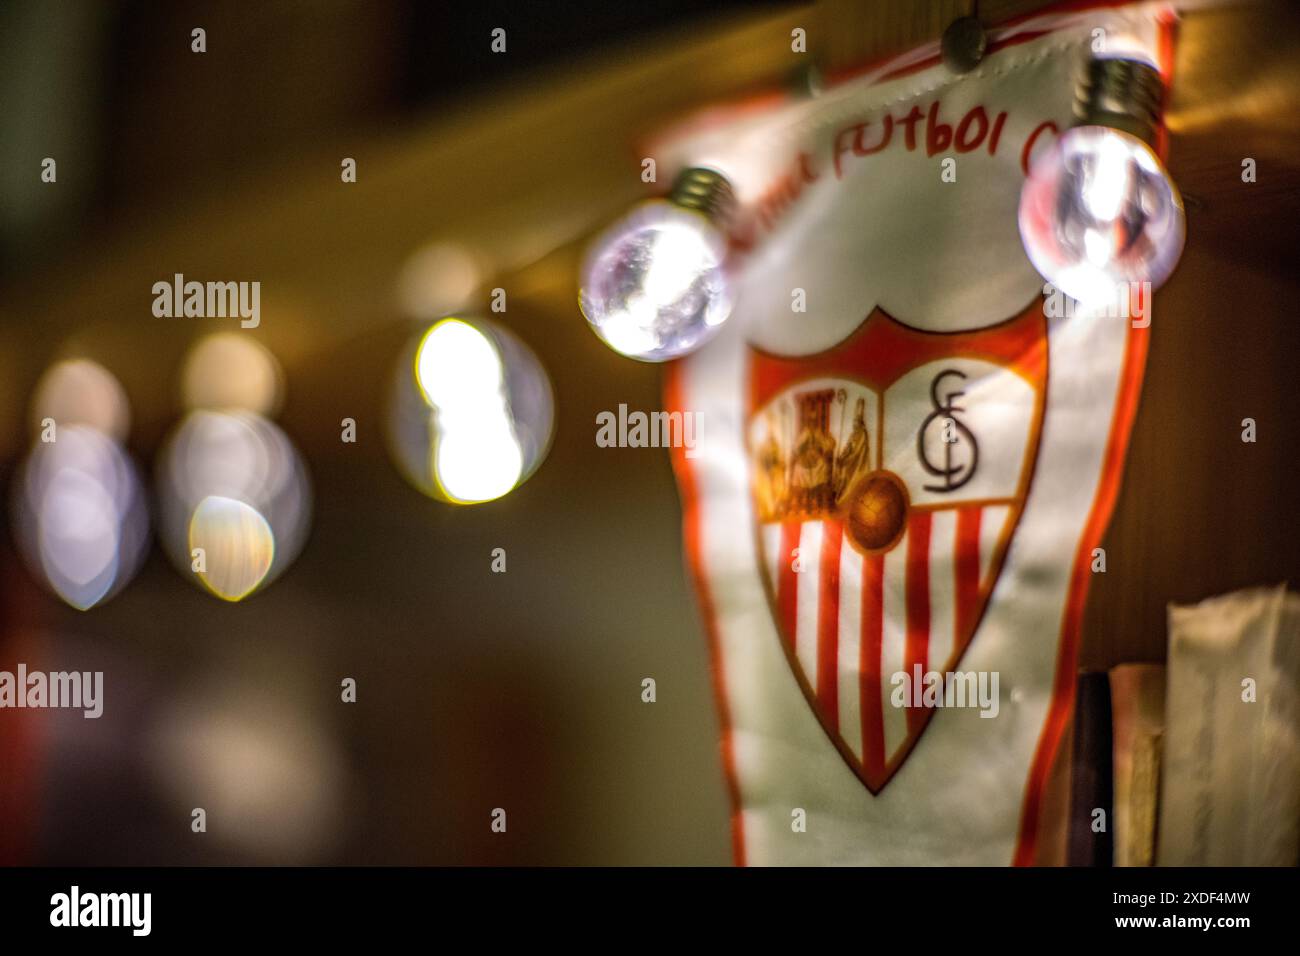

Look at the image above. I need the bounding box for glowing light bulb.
[1018,57,1184,306]
[580,167,735,362]
[1019,126,1183,304]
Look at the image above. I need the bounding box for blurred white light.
[436,426,524,504]
[580,201,733,362]
[388,317,553,505]
[12,424,149,610]
[40,470,120,594]
[1019,125,1184,304]
[415,318,504,406]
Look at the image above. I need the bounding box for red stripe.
[816,520,843,731]
[776,522,802,652]
[953,507,983,651]
[860,553,885,785]
[904,512,932,735]
[1013,311,1153,865]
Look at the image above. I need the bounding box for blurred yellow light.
[182,332,284,415]
[188,495,276,602]
[30,358,131,442]
[396,241,482,319]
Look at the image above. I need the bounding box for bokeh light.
[579,201,733,361]
[12,426,150,610]
[1019,125,1184,305]
[187,495,277,602]
[12,359,149,610]
[157,405,311,601]
[148,685,344,863]
[396,241,484,320]
[181,332,285,417]
[387,317,553,504]
[29,358,131,443]
[156,336,311,601]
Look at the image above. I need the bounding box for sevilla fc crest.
[747,302,1047,793]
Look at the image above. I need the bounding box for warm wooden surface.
[814,0,974,72]
[1083,0,1300,665]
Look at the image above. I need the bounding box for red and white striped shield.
[747,300,1046,793]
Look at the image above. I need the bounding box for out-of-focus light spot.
[598,306,660,359]
[1054,263,1119,310]
[414,318,504,406]
[188,495,275,601]
[436,425,524,504]
[387,317,553,505]
[181,332,284,416]
[579,201,733,361]
[158,410,310,600]
[39,470,119,601]
[1079,132,1134,223]
[30,358,131,442]
[12,424,149,610]
[396,242,482,320]
[416,319,520,503]
[640,220,718,309]
[149,688,344,863]
[1018,125,1184,302]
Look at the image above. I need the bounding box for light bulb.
[1018,57,1184,305]
[580,167,735,362]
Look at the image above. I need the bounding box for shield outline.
[746,299,1049,794]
